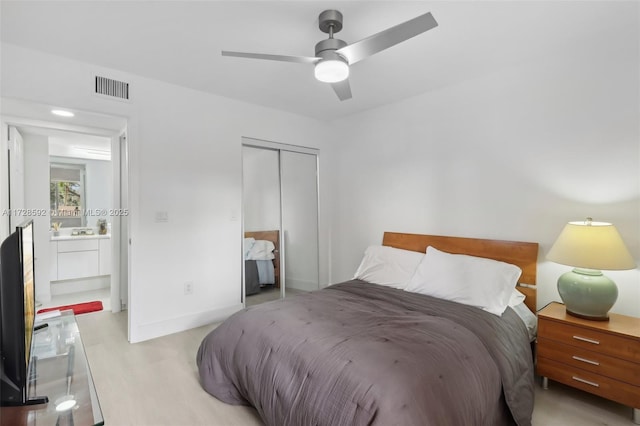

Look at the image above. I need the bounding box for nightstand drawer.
[537,358,640,408]
[539,318,640,363]
[537,337,640,386]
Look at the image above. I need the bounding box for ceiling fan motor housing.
[315,38,347,59]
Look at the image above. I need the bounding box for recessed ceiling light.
[72,146,110,154]
[51,109,75,117]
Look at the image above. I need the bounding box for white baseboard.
[51,275,110,295]
[286,277,318,292]
[129,303,244,343]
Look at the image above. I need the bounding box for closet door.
[280,151,319,294]
[242,147,281,232]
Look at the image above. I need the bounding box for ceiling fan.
[222,10,438,101]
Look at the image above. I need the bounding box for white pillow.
[246,239,275,260]
[508,288,526,307]
[353,245,425,289]
[243,238,256,259]
[405,246,522,316]
[506,288,537,341]
[510,301,538,341]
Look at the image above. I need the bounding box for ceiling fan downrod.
[315,10,347,57]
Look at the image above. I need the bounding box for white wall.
[22,133,51,302]
[7,126,25,230]
[1,43,332,342]
[85,158,112,226]
[328,22,640,316]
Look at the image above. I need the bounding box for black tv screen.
[0,220,44,406]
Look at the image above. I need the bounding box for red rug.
[37,300,103,316]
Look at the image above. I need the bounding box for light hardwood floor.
[76,310,635,426]
[245,286,281,307]
[39,287,112,312]
[245,286,307,307]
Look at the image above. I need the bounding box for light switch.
[155,211,168,223]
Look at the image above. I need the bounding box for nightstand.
[537,302,640,424]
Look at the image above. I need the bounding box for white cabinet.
[58,251,99,280]
[58,239,98,253]
[99,238,111,276]
[50,237,111,281]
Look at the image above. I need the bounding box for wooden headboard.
[382,232,539,313]
[245,230,280,287]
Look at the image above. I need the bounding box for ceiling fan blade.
[331,79,352,101]
[337,12,438,65]
[222,51,320,64]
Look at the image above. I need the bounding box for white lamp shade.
[314,59,349,83]
[547,220,636,270]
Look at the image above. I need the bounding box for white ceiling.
[17,124,112,160]
[0,1,633,121]
[2,97,123,160]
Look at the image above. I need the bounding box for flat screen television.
[0,220,47,406]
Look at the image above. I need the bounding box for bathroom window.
[50,164,86,228]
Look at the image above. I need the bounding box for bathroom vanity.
[49,231,111,293]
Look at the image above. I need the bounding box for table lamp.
[547,218,636,321]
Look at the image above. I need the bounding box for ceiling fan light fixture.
[314,58,349,83]
[222,9,438,100]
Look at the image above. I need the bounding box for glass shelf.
[1,310,104,426]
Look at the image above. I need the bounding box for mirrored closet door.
[242,139,319,307]
[280,151,319,295]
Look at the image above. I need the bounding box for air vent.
[95,75,129,100]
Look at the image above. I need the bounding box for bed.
[244,230,280,296]
[199,232,539,425]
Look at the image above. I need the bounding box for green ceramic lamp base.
[557,268,618,321]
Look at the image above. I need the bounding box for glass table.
[1,310,104,426]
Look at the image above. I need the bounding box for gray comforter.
[197,280,534,426]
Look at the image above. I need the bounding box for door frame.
[0,114,130,320]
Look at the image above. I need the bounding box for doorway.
[1,114,129,329]
[241,138,320,306]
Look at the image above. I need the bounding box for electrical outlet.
[155,211,169,223]
[184,281,194,295]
